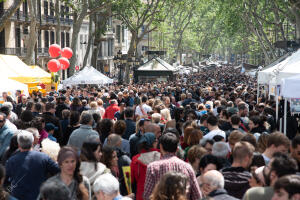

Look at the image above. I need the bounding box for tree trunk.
[83,14,94,68]
[55,0,61,44]
[69,0,88,77]
[124,33,137,84]
[0,0,23,32]
[24,0,37,65]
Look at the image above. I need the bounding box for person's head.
[238,103,248,117]
[45,102,56,114]
[228,130,244,150]
[26,127,40,145]
[124,107,134,119]
[33,102,43,113]
[101,145,118,169]
[230,114,240,126]
[137,118,151,134]
[141,95,148,103]
[257,133,270,153]
[70,111,80,126]
[187,145,207,169]
[201,170,225,196]
[57,146,80,178]
[152,113,162,124]
[138,132,158,152]
[107,134,122,148]
[159,132,179,154]
[199,154,222,175]
[241,133,257,150]
[62,109,71,120]
[150,172,188,200]
[0,106,10,118]
[0,112,6,128]
[44,123,58,135]
[248,115,261,131]
[145,123,161,139]
[202,139,214,154]
[41,138,60,162]
[90,101,98,110]
[161,108,172,122]
[80,111,93,126]
[272,175,300,200]
[267,152,298,187]
[81,135,102,162]
[93,173,120,200]
[232,141,255,169]
[21,95,27,104]
[200,114,208,127]
[113,120,126,136]
[266,132,290,156]
[187,129,203,146]
[291,135,300,163]
[206,115,218,130]
[212,142,229,159]
[17,130,34,151]
[40,180,71,200]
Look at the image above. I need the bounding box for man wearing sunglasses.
[0,112,14,158]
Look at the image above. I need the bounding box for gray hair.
[93,173,119,195]
[40,180,71,200]
[212,142,229,158]
[107,134,121,147]
[151,113,161,124]
[2,102,13,111]
[26,128,40,138]
[203,170,224,189]
[17,130,34,149]
[80,111,93,125]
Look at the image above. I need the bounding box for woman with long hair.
[101,146,119,178]
[46,146,90,200]
[80,136,109,186]
[150,172,188,200]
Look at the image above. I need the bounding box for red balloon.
[58,57,70,70]
[48,44,61,58]
[47,59,60,72]
[61,47,73,59]
[75,66,79,71]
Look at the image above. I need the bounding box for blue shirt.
[5,151,60,200]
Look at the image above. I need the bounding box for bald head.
[107,134,122,148]
[203,170,224,190]
[144,123,161,138]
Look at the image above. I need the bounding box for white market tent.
[137,57,178,72]
[281,74,300,98]
[258,49,300,84]
[0,77,29,97]
[63,66,113,85]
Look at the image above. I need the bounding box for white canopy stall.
[63,66,113,86]
[0,77,29,98]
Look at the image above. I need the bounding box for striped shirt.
[143,153,202,200]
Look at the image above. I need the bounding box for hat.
[45,123,58,132]
[138,132,156,147]
[227,107,238,115]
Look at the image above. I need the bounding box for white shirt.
[203,129,226,140]
[135,104,152,117]
[6,119,17,132]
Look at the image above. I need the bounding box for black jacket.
[207,189,239,200]
[123,119,136,140]
[42,112,62,144]
[116,148,131,196]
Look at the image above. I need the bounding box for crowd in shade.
[0,65,300,200]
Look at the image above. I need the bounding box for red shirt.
[130,149,160,200]
[103,104,120,119]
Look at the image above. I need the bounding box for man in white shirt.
[135,95,152,118]
[203,115,226,140]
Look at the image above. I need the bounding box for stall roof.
[137,57,177,71]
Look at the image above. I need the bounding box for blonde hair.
[161,108,171,122]
[90,101,98,109]
[41,138,60,161]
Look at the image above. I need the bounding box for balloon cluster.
[47,44,73,73]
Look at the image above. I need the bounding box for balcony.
[0,9,30,23]
[0,47,49,57]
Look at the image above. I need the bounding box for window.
[23,1,28,17]
[44,1,48,16]
[38,30,41,48]
[65,6,69,18]
[122,26,125,42]
[116,25,121,43]
[66,32,70,47]
[15,28,21,48]
[44,30,49,48]
[60,5,64,18]
[50,2,54,16]
[50,31,55,44]
[23,27,28,35]
[61,32,65,48]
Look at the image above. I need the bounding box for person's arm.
[143,165,156,200]
[189,170,202,200]
[45,156,60,175]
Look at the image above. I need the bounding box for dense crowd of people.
[0,65,300,200]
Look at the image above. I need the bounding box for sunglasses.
[0,120,5,123]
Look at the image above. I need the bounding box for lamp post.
[113,50,122,84]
